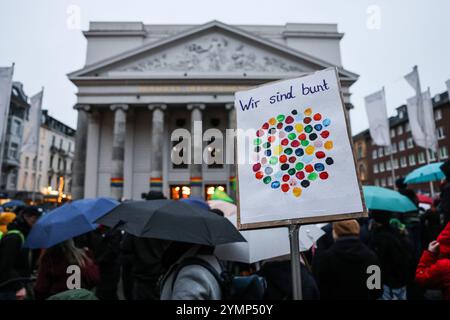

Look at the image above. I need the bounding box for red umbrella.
[417,193,433,205]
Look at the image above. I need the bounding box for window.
[51,135,55,146]
[25,156,29,169]
[11,119,21,136]
[68,142,72,153]
[48,175,52,186]
[9,143,18,159]
[400,156,407,168]
[386,161,392,171]
[378,148,384,157]
[381,178,387,187]
[33,157,37,170]
[393,158,399,169]
[57,158,62,170]
[397,125,403,135]
[428,149,437,162]
[39,160,42,171]
[375,178,380,186]
[399,110,405,119]
[59,139,63,149]
[379,162,385,172]
[357,144,363,159]
[388,176,393,186]
[409,154,416,166]
[418,152,426,164]
[398,140,405,151]
[50,155,54,168]
[37,175,41,190]
[439,146,449,160]
[437,127,445,140]
[405,123,411,132]
[23,172,28,189]
[372,150,377,160]
[407,138,414,149]
[391,143,397,153]
[390,129,396,138]
[385,146,390,155]
[373,164,379,173]
[435,109,443,121]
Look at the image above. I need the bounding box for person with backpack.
[0,206,42,300]
[160,241,222,300]
[34,239,100,300]
[368,212,415,300]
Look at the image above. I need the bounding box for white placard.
[235,68,365,229]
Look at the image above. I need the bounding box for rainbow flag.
[190,177,202,187]
[229,176,236,191]
[149,177,163,187]
[110,177,124,187]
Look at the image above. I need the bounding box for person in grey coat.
[160,242,222,300]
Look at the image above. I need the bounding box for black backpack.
[170,257,266,300]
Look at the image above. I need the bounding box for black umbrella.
[95,200,246,246]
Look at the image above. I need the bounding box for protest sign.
[235,68,366,230]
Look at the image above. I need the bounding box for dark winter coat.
[368,225,415,289]
[258,260,320,300]
[0,218,32,292]
[313,236,382,300]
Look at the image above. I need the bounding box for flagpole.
[31,87,44,204]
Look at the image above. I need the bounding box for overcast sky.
[1,0,449,134]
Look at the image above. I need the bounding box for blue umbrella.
[2,200,26,209]
[363,186,417,213]
[25,197,119,248]
[180,196,210,210]
[404,162,445,184]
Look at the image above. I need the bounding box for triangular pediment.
[69,21,358,81]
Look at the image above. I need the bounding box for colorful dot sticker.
[253,108,334,197]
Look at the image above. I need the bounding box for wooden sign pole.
[288,224,303,300]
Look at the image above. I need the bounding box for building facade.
[17,110,76,201]
[0,82,30,192]
[353,89,450,194]
[69,20,359,200]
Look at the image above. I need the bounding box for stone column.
[148,104,167,192]
[84,110,100,198]
[187,103,205,197]
[110,104,128,200]
[72,104,90,200]
[226,103,237,200]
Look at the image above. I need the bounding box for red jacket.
[416,222,450,300]
[34,249,100,300]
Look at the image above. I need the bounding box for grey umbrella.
[95,199,246,246]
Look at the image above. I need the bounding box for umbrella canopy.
[210,189,234,203]
[2,200,26,209]
[404,162,444,184]
[96,200,246,246]
[208,200,237,217]
[179,196,210,210]
[363,186,417,213]
[25,197,119,248]
[417,193,433,205]
[215,215,325,263]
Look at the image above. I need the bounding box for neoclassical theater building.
[68,20,358,200]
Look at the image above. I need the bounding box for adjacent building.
[353,89,450,194]
[17,110,76,202]
[0,82,30,192]
[68,20,359,200]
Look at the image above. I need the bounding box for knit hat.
[333,219,360,237]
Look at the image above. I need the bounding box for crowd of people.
[0,161,449,300]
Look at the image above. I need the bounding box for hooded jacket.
[312,236,382,300]
[0,218,32,292]
[416,222,450,300]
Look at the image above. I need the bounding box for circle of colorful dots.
[252,107,334,198]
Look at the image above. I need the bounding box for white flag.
[0,67,14,146]
[404,66,426,132]
[21,90,43,154]
[406,90,437,152]
[364,88,391,146]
